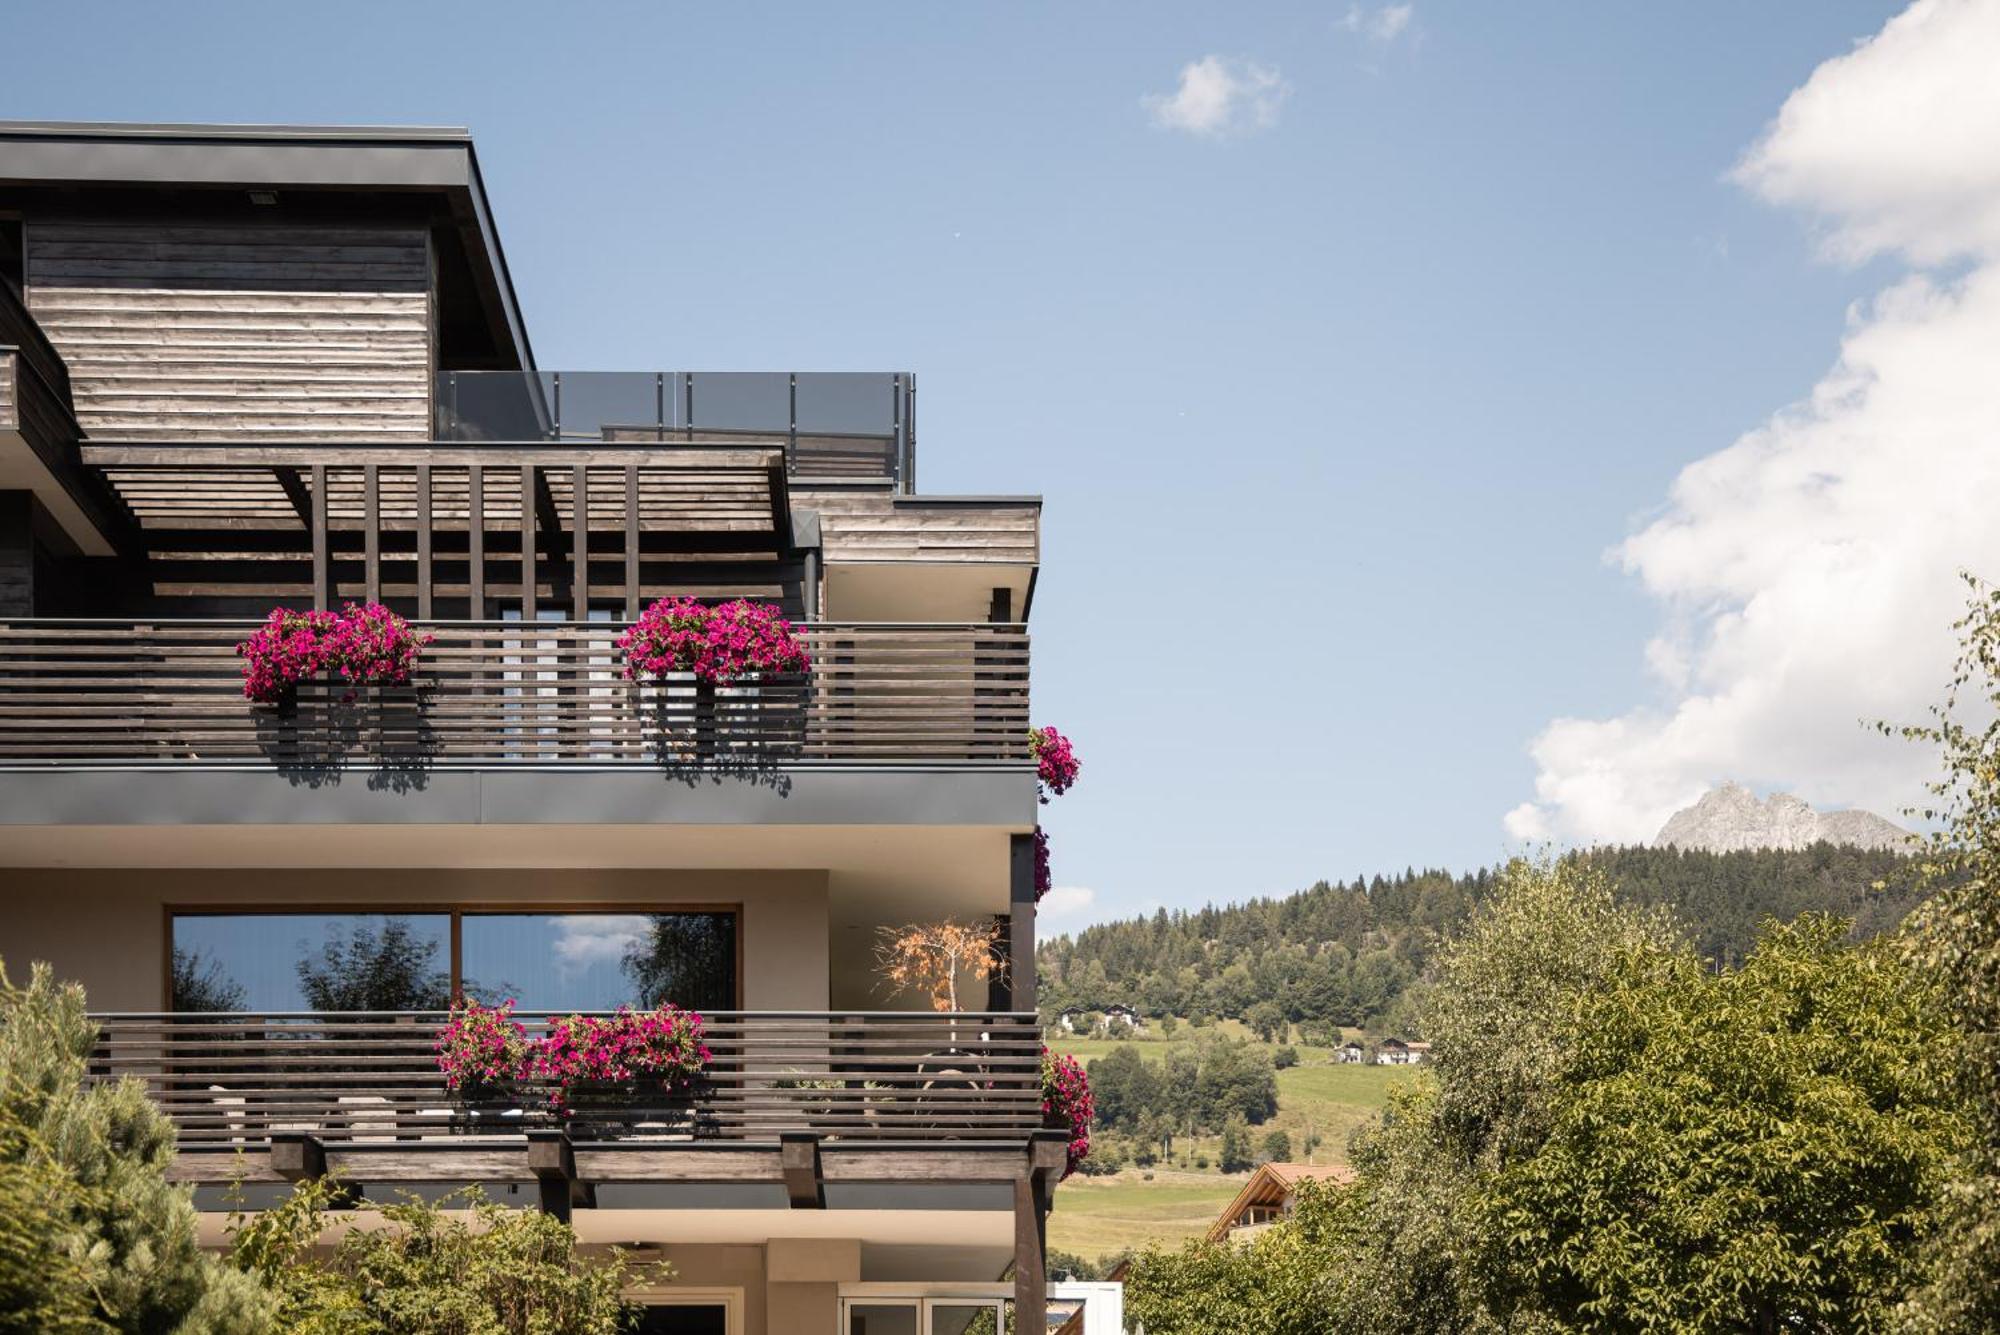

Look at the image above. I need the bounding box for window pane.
[931,1305,1001,1335]
[634,1304,727,1335]
[847,1305,918,1335]
[461,913,736,1012]
[170,914,452,1012]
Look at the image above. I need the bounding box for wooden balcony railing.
[0,620,1028,768]
[88,1010,1045,1149]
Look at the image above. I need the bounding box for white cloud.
[550,915,651,977]
[1732,0,2000,266]
[1144,56,1290,139]
[1509,0,2000,847]
[1340,4,1415,42]
[1038,886,1097,918]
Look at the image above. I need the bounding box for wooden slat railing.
[0,620,1029,767]
[88,1010,1045,1146]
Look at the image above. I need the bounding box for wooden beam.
[1013,1174,1048,1329]
[415,464,433,619]
[519,465,536,620]
[467,463,484,616]
[310,464,328,611]
[362,464,380,603]
[571,464,587,619]
[624,465,640,618]
[80,443,785,471]
[1009,832,1038,1012]
[527,1130,593,1223]
[779,1132,824,1209]
[271,1132,326,1184]
[273,466,313,531]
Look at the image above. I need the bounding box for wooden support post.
[624,465,640,618]
[1009,832,1038,1012]
[363,464,380,604]
[416,464,433,619]
[271,1132,327,1184]
[519,466,536,621]
[310,464,328,610]
[1013,1174,1049,1329]
[528,1130,592,1223]
[779,1132,824,1209]
[467,464,485,616]
[571,464,588,619]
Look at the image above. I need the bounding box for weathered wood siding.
[25,223,433,441]
[797,491,1040,564]
[0,352,14,431]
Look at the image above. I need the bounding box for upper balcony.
[436,371,917,491]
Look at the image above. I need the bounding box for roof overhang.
[0,120,534,374]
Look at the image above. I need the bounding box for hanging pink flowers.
[236,602,431,704]
[619,597,811,684]
[1033,827,1052,901]
[1041,1046,1094,1179]
[1030,725,1079,803]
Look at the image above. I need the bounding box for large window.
[168,909,738,1012]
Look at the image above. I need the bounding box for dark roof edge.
[0,120,471,143]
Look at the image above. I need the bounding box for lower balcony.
[89,1009,1054,1193]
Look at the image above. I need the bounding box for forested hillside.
[1037,843,1919,1037]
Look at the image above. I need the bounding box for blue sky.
[7,1,1967,929]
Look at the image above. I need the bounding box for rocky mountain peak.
[1652,782,1911,854]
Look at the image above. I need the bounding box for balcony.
[435,371,916,489]
[86,1009,1052,1193]
[0,619,1027,769]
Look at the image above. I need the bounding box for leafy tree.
[0,959,273,1333]
[1220,1120,1254,1174]
[1272,1044,1299,1070]
[1489,916,1965,1334]
[1893,574,2000,1332]
[170,947,248,1013]
[297,918,451,1011]
[1085,1046,1160,1134]
[1125,1182,1350,1335]
[225,1178,654,1333]
[1245,1000,1286,1043]
[1259,1129,1292,1164]
[621,913,736,1011]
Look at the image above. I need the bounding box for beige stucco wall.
[0,867,829,1011]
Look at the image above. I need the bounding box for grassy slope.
[1045,1029,1415,1260]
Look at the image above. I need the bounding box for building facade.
[0,121,1092,1335]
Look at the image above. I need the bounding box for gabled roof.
[1204,1161,1355,1244]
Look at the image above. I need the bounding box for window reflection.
[461,913,735,1012]
[169,915,451,1012]
[168,910,736,1013]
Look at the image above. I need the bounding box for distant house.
[1205,1163,1357,1244]
[1375,1038,1431,1066]
[1055,1004,1145,1036]
[1335,1042,1366,1064]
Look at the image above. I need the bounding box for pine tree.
[0,959,273,1334]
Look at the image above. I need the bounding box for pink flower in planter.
[619,597,810,684]
[236,602,430,704]
[435,998,529,1093]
